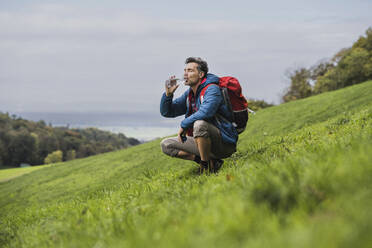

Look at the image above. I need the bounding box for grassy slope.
[1,81,371,248]
[0,165,53,183]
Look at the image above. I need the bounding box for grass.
[0,81,371,248]
[0,165,52,183]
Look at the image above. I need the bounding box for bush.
[44,150,63,164]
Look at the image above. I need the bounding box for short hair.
[185,57,208,76]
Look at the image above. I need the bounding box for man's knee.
[160,138,172,155]
[193,120,209,138]
[160,138,178,157]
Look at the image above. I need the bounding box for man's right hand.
[165,75,179,97]
[177,127,187,143]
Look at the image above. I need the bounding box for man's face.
[184,62,204,86]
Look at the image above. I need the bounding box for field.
[1,81,371,247]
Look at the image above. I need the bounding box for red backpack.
[200,76,249,134]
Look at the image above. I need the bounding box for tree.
[66,150,76,161]
[352,27,372,51]
[282,68,312,103]
[339,47,370,86]
[7,130,37,166]
[313,70,339,93]
[38,134,59,160]
[310,59,334,81]
[314,27,372,94]
[0,140,5,166]
[314,47,371,93]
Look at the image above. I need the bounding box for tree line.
[0,112,140,167]
[282,27,372,102]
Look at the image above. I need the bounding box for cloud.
[0,2,371,113]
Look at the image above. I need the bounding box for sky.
[1,0,371,114]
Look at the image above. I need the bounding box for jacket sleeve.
[180,85,222,129]
[160,91,188,118]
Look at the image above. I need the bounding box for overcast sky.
[1,0,371,114]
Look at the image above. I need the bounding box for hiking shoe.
[199,163,209,174]
[211,159,224,173]
[197,160,223,175]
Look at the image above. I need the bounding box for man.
[160,57,238,173]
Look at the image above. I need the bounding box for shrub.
[44,150,63,164]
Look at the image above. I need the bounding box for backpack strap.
[199,83,234,124]
[186,90,193,116]
[199,83,217,103]
[200,84,232,114]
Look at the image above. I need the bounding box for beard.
[184,79,198,86]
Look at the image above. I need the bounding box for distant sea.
[14,112,183,142]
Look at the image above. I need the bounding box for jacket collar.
[195,73,219,95]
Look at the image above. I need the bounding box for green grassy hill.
[1,81,372,248]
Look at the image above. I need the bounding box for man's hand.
[165,75,179,97]
[178,127,187,143]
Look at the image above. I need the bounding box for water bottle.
[166,77,185,88]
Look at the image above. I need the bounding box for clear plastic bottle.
[165,78,185,88]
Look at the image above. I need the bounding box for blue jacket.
[160,73,238,145]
